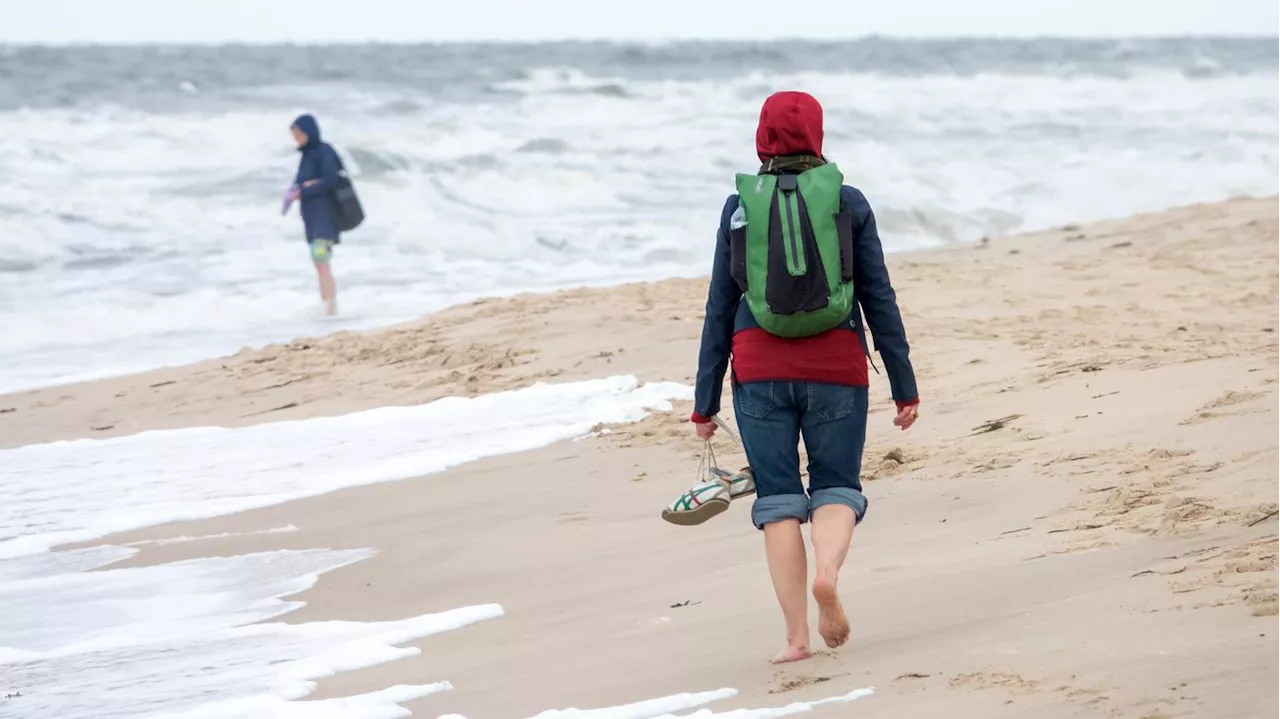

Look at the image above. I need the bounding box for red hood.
[756,91,824,163]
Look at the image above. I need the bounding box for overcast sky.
[3,0,1277,44]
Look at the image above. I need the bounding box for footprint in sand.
[769,673,832,694]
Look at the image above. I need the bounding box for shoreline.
[3,197,1278,717]
[3,195,1272,449]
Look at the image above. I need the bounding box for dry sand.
[4,197,1278,717]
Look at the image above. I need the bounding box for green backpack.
[729,162,855,338]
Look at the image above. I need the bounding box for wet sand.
[6,197,1277,718]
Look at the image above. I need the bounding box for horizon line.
[3,32,1278,48]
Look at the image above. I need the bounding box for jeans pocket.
[734,381,778,419]
[806,384,866,423]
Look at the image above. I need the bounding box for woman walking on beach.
[690,91,920,663]
[287,114,344,316]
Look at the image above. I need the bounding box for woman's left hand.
[694,421,717,440]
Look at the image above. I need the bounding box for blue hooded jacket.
[292,114,343,243]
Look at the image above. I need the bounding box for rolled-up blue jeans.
[732,380,869,530]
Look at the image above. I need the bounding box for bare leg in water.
[763,518,812,663]
[314,262,337,315]
[811,504,855,648]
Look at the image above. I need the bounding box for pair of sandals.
[661,438,756,526]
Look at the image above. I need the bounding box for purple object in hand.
[281,183,299,215]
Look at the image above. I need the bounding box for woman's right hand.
[893,404,919,431]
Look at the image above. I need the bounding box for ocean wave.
[492,67,635,98]
[3,39,1273,111]
[0,41,1275,389]
[516,137,573,154]
[344,146,415,175]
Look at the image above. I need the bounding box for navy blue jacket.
[693,186,919,419]
[293,114,343,243]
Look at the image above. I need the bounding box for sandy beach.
[3,197,1277,717]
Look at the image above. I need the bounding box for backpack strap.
[729,204,749,293]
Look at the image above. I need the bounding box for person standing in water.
[690,91,920,664]
[288,114,342,315]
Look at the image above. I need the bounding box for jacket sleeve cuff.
[895,398,920,411]
[690,411,713,424]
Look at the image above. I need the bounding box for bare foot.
[771,644,813,664]
[813,577,850,649]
